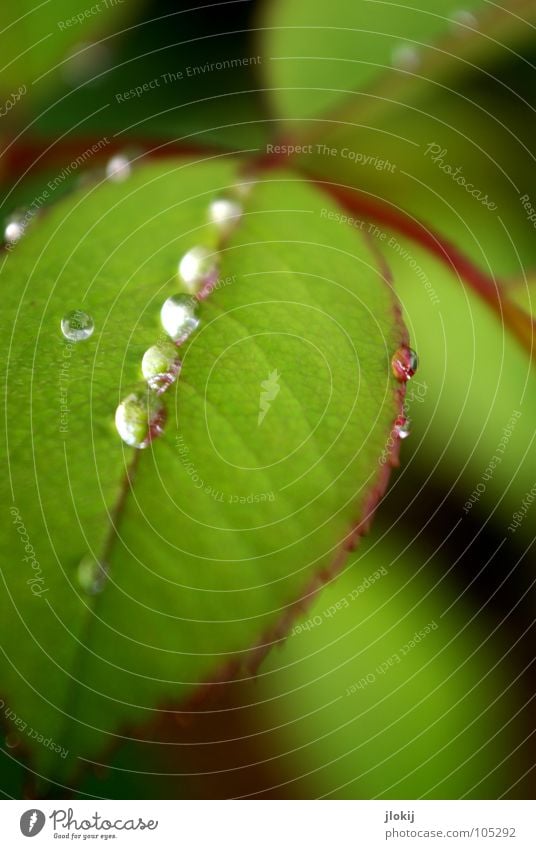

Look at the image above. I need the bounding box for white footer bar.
[1,800,534,848]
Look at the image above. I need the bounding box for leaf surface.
[0,157,404,786]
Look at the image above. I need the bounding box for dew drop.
[4,215,25,245]
[233,181,255,200]
[394,415,411,440]
[451,9,478,32]
[391,44,421,72]
[77,555,108,595]
[178,245,219,296]
[160,293,200,343]
[208,196,243,236]
[391,345,418,382]
[105,153,131,183]
[115,387,166,449]
[63,41,112,86]
[141,341,182,394]
[61,310,94,342]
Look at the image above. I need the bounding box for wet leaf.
[0,157,404,787]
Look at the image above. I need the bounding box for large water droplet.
[141,341,181,394]
[391,44,420,72]
[208,196,243,236]
[4,215,25,245]
[394,415,411,440]
[61,310,94,342]
[391,345,418,382]
[160,294,200,343]
[105,153,131,183]
[77,555,108,595]
[178,245,219,296]
[115,388,166,449]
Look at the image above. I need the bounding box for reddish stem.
[301,176,535,360]
[0,136,232,185]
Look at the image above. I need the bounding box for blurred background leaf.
[1,0,535,802]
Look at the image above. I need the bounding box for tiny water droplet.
[63,41,112,86]
[5,732,21,749]
[61,310,94,342]
[391,44,421,72]
[208,196,243,236]
[115,388,166,449]
[4,215,25,245]
[391,345,418,381]
[451,9,478,32]
[394,415,411,439]
[178,245,219,296]
[77,555,108,595]
[141,341,182,394]
[105,153,131,183]
[160,294,200,343]
[233,181,255,200]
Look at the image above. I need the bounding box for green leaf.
[382,236,536,539]
[260,0,534,122]
[256,519,522,798]
[0,0,142,109]
[291,89,536,277]
[260,0,536,276]
[0,157,404,787]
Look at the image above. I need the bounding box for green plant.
[1,0,535,799]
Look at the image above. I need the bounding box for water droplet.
[77,555,108,595]
[451,10,478,32]
[61,310,94,342]
[4,215,25,245]
[391,345,418,381]
[141,341,182,394]
[105,154,131,183]
[115,388,166,449]
[63,41,112,86]
[208,196,243,236]
[233,181,255,200]
[160,294,200,343]
[391,44,420,72]
[5,732,21,749]
[394,415,411,439]
[178,245,219,296]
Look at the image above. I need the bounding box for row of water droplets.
[41,152,415,589]
[391,344,418,441]
[56,161,247,592]
[391,8,478,72]
[114,188,248,449]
